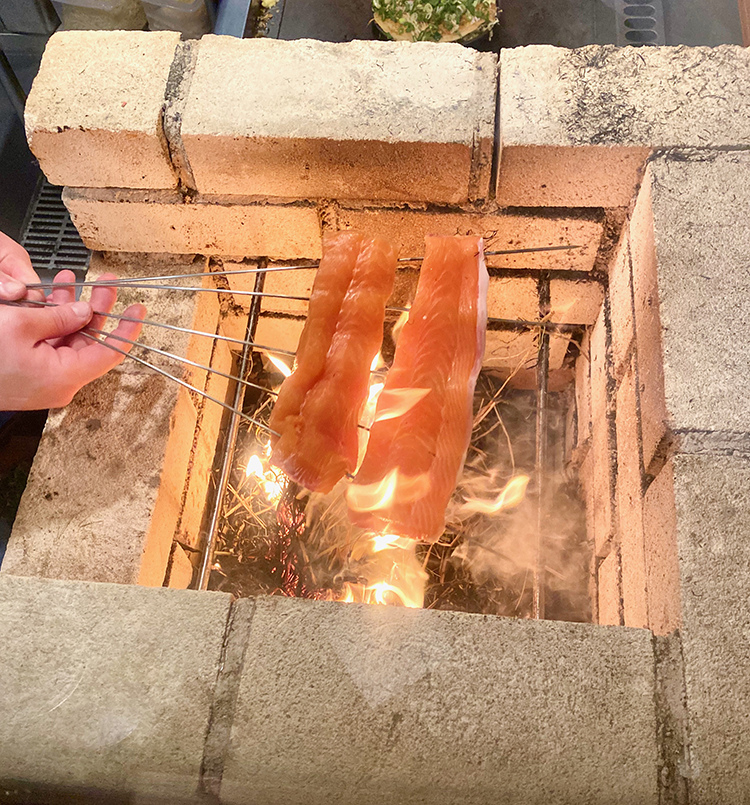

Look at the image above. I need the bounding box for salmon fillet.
[270,232,398,493]
[348,235,488,542]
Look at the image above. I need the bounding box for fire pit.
[1,31,750,805]
[202,262,592,623]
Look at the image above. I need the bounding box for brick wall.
[4,34,750,803]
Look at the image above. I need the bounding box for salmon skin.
[348,235,488,542]
[269,231,398,493]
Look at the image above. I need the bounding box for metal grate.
[21,181,90,277]
[616,0,666,46]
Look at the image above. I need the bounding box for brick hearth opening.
[2,31,750,805]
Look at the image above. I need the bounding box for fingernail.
[0,278,26,299]
[71,301,91,318]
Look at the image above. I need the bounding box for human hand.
[0,267,146,411]
[0,230,43,301]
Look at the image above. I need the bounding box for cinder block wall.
[2,33,750,804]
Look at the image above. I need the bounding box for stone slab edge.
[0,573,690,801]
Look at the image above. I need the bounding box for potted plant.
[372,0,497,43]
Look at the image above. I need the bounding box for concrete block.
[334,205,603,272]
[550,279,603,326]
[590,304,614,555]
[648,152,750,436]
[2,371,196,588]
[630,176,667,473]
[220,597,658,805]
[616,357,648,630]
[642,461,681,639]
[498,45,750,206]
[607,232,634,379]
[668,453,750,802]
[63,188,323,259]
[597,549,622,627]
[180,37,496,203]
[25,31,180,189]
[0,575,230,800]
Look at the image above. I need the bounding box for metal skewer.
[0,298,297,357]
[23,243,584,293]
[85,326,278,397]
[77,330,280,437]
[17,287,577,325]
[198,266,266,590]
[25,281,310,302]
[532,274,551,621]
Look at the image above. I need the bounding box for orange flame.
[391,309,409,345]
[246,452,286,503]
[337,534,427,609]
[367,382,385,405]
[266,354,292,377]
[460,474,530,515]
[347,467,430,513]
[371,533,413,552]
[373,387,430,423]
[347,467,399,511]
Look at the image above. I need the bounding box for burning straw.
[209,333,591,622]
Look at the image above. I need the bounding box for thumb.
[23,301,93,342]
[0,271,27,301]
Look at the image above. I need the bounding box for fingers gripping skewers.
[3,238,572,462]
[0,266,146,411]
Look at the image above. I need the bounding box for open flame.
[347,467,430,513]
[371,533,413,552]
[246,448,286,503]
[337,532,427,608]
[459,473,530,515]
[266,354,292,377]
[367,382,385,406]
[372,387,430,423]
[391,309,409,345]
